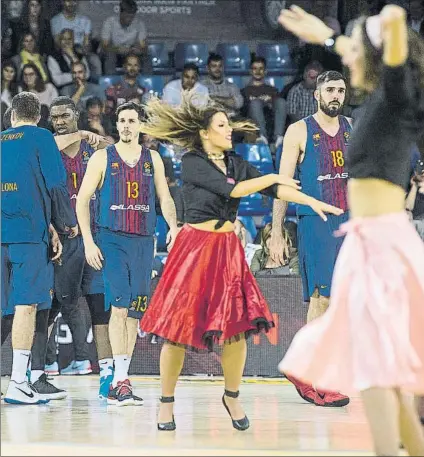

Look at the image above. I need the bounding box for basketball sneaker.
[284,373,316,404]
[31,373,67,400]
[99,374,114,399]
[44,361,59,376]
[107,379,135,406]
[314,389,350,407]
[4,380,50,405]
[61,360,92,375]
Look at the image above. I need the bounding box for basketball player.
[48,96,114,398]
[77,102,179,406]
[2,92,76,404]
[269,71,351,407]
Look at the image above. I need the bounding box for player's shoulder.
[34,126,55,138]
[286,119,307,137]
[89,148,108,165]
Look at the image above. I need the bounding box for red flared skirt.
[140,224,274,351]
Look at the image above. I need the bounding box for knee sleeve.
[86,293,110,326]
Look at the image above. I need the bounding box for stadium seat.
[216,43,251,74]
[155,215,169,251]
[137,75,166,97]
[158,143,175,158]
[237,215,257,241]
[225,76,243,89]
[235,143,274,174]
[265,76,285,92]
[147,42,172,74]
[98,75,122,91]
[256,43,295,74]
[238,192,272,216]
[174,43,209,71]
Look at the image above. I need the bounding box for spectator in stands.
[60,61,105,111]
[19,63,58,107]
[286,60,323,123]
[11,32,49,82]
[47,28,90,89]
[202,53,243,118]
[345,0,383,36]
[105,53,147,116]
[1,60,19,108]
[162,63,209,107]
[79,96,115,143]
[406,159,424,240]
[101,0,148,74]
[234,219,260,267]
[50,0,101,78]
[2,2,14,60]
[241,56,286,149]
[11,0,54,57]
[250,223,299,275]
[409,0,424,36]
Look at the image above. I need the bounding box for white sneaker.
[275,136,284,149]
[4,380,50,405]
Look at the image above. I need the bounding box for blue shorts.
[54,235,103,305]
[1,243,54,316]
[98,228,154,319]
[297,213,349,302]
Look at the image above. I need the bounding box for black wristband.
[324,33,340,54]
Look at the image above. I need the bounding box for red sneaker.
[284,373,316,404]
[314,389,350,407]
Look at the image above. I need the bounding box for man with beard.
[269,71,351,407]
[76,102,178,406]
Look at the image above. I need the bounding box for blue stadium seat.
[216,43,251,74]
[238,193,272,216]
[147,42,172,74]
[98,75,122,91]
[225,76,243,89]
[235,143,274,174]
[155,216,169,251]
[174,43,209,71]
[237,216,257,241]
[261,214,272,226]
[137,75,165,97]
[275,144,283,172]
[256,43,295,74]
[158,143,175,158]
[265,76,285,92]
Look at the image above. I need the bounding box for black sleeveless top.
[346,64,424,191]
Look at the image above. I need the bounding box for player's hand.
[166,226,181,252]
[80,131,107,149]
[85,241,104,270]
[274,174,301,190]
[309,199,344,221]
[278,5,334,45]
[68,224,79,239]
[269,233,289,266]
[49,225,63,261]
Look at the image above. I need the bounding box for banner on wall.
[1,276,307,378]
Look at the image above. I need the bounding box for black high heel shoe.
[222,389,250,431]
[157,396,176,431]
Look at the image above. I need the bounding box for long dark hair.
[20,63,45,93]
[1,60,19,98]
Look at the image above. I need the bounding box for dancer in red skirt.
[139,95,343,431]
[278,4,424,455]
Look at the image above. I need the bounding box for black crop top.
[347,64,424,191]
[181,151,279,228]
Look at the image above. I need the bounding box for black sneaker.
[107,379,134,406]
[31,373,67,400]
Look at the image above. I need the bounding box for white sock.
[123,356,131,377]
[31,370,44,383]
[112,355,128,387]
[99,358,113,378]
[11,350,31,384]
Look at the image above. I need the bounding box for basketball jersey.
[61,140,98,233]
[98,144,156,236]
[296,115,351,216]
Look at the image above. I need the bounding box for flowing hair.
[140,93,258,152]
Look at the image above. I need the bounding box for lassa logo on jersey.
[110,204,150,212]
[70,193,96,200]
[317,172,348,181]
[142,161,153,176]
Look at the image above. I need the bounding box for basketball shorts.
[54,235,104,305]
[297,213,349,302]
[1,243,54,316]
[98,228,154,319]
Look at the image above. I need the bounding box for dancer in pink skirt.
[278,4,424,456]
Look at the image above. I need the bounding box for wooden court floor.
[0,376,398,456]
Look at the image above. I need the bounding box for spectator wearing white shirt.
[162,63,209,107]
[47,28,90,89]
[101,0,148,74]
[50,0,101,78]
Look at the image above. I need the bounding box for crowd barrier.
[1,276,307,378]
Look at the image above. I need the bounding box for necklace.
[208,153,225,160]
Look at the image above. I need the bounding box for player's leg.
[398,390,424,456]
[4,243,50,405]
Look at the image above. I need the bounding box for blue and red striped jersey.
[297,115,351,216]
[98,144,156,235]
[61,139,98,232]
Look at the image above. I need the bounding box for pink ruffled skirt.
[279,211,424,395]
